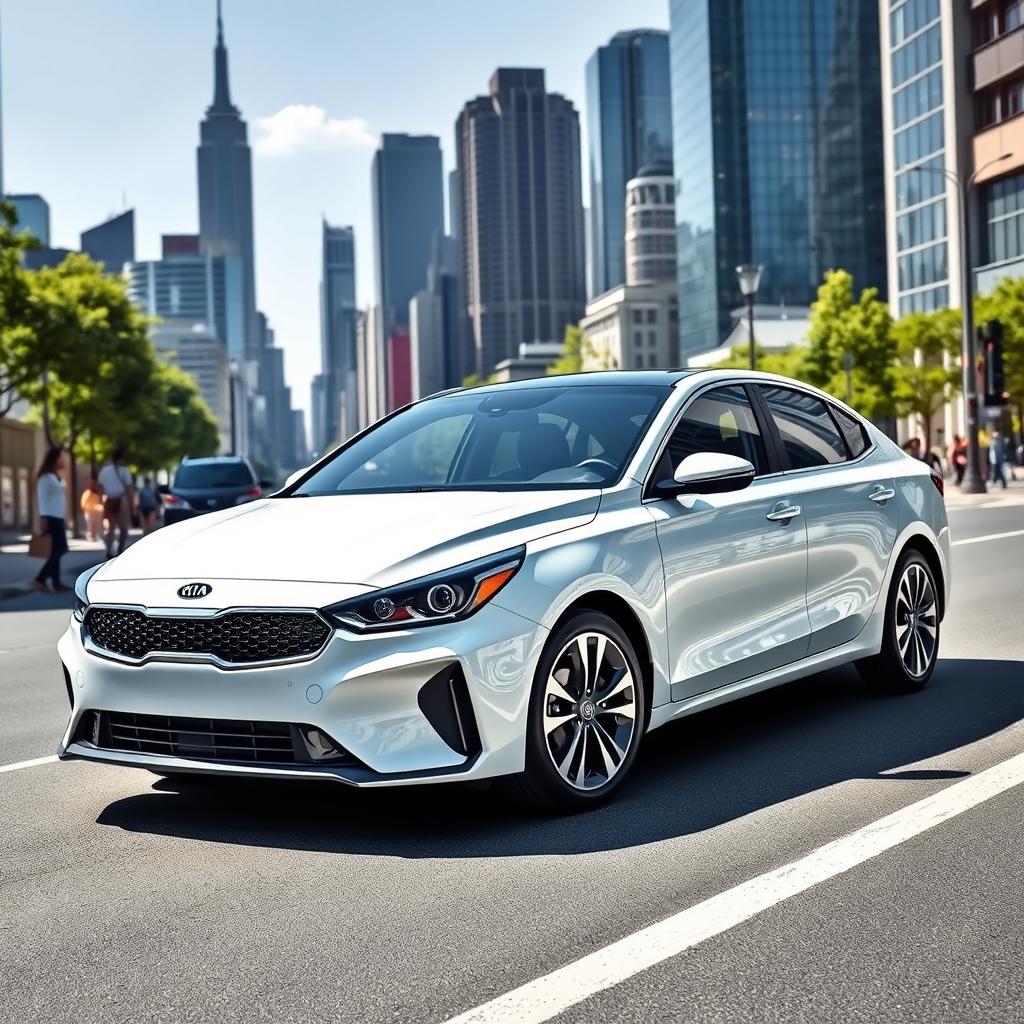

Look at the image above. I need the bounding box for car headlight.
[73,563,103,622]
[323,547,525,631]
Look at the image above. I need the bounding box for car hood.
[95,489,600,589]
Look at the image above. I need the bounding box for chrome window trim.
[81,604,335,670]
[640,376,879,502]
[640,377,782,501]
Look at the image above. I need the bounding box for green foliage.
[16,251,219,476]
[0,201,43,416]
[547,324,585,376]
[976,275,1024,414]
[806,270,895,418]
[712,342,809,379]
[890,309,962,445]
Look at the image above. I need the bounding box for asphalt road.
[1,500,1022,1024]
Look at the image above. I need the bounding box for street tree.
[806,269,895,417]
[547,324,585,376]
[0,201,43,417]
[890,308,962,448]
[976,275,1024,430]
[712,342,809,379]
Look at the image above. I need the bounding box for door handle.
[766,503,802,522]
[869,486,895,503]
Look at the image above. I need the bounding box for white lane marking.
[441,751,1024,1024]
[951,528,1024,547]
[0,754,59,775]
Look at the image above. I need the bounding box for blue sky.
[2,0,669,421]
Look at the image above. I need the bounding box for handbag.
[28,532,52,559]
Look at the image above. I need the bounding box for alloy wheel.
[542,631,637,791]
[895,562,937,678]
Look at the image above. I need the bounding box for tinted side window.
[656,385,769,480]
[831,405,870,459]
[761,386,847,469]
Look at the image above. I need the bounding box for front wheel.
[857,549,940,694]
[505,611,646,812]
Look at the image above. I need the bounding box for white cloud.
[253,105,378,156]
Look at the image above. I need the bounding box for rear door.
[646,384,811,700]
[754,385,900,655]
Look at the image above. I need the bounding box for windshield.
[174,463,255,489]
[293,385,668,495]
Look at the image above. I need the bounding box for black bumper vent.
[84,608,331,665]
[75,711,360,766]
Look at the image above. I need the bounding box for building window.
[890,0,940,48]
[891,23,941,88]
[632,309,643,325]
[645,308,657,324]
[896,198,946,252]
[897,241,948,290]
[984,171,1024,265]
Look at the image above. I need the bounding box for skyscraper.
[319,222,358,444]
[371,134,444,333]
[8,194,50,244]
[196,0,257,359]
[456,68,586,379]
[81,209,135,272]
[586,30,673,296]
[669,0,886,362]
[409,234,459,400]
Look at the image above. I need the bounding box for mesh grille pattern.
[85,608,331,664]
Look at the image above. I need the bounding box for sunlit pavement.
[1,501,1021,1024]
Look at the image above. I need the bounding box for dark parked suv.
[163,456,270,525]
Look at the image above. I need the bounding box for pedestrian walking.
[904,436,942,474]
[947,435,968,487]
[80,477,105,541]
[989,430,1009,489]
[33,446,70,594]
[98,448,135,557]
[138,475,161,534]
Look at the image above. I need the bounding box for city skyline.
[1,0,669,424]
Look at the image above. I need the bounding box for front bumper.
[57,601,546,786]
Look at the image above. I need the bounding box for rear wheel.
[857,549,940,694]
[504,611,646,811]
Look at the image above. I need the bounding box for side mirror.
[259,478,275,490]
[655,452,756,498]
[157,484,170,495]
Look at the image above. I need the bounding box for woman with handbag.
[33,445,70,594]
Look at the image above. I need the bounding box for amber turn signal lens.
[470,567,518,609]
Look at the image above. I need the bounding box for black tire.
[503,610,646,812]
[857,548,940,694]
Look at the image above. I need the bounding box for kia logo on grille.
[177,582,212,600]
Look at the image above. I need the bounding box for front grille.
[79,711,360,766]
[84,608,331,665]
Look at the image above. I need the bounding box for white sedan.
[58,370,950,810]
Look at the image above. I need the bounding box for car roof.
[450,370,700,397]
[179,455,251,465]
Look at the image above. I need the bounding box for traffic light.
[980,320,1008,407]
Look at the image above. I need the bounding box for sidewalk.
[943,476,1024,508]
[0,531,139,602]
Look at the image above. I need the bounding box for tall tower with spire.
[197,0,257,361]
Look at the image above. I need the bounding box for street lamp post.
[909,153,1011,493]
[736,264,763,371]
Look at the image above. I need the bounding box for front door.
[646,384,811,701]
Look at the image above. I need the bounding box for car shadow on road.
[95,657,1024,857]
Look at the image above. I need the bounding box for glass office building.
[885,0,950,316]
[586,30,673,296]
[669,0,887,361]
